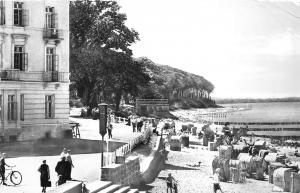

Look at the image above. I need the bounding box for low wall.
[100,156,142,186]
[48,181,82,193]
[18,123,69,141]
[291,172,300,193]
[141,136,166,184]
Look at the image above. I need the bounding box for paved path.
[1,154,102,193]
[69,117,145,142]
[1,117,144,193]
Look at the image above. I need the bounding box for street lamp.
[98,103,107,167]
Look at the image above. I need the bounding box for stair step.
[127,189,139,193]
[86,181,113,193]
[113,186,131,193]
[98,184,121,193]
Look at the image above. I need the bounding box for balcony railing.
[0,69,20,80]
[0,70,69,82]
[43,28,63,40]
[42,71,69,82]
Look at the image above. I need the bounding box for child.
[166,173,176,193]
[213,168,224,193]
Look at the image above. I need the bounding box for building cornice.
[11,33,30,44]
[0,32,8,44]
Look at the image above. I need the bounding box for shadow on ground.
[0,138,126,158]
[164,163,199,171]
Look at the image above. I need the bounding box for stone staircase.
[85,180,139,193]
[48,180,141,193]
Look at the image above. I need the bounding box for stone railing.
[0,70,69,83]
[0,69,20,80]
[43,28,64,40]
[102,116,152,167]
[42,71,69,82]
[101,156,141,186]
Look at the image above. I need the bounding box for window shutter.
[51,13,57,29]
[20,94,24,121]
[22,53,28,71]
[45,95,48,118]
[54,55,59,71]
[22,9,29,26]
[13,100,17,121]
[0,6,5,25]
[51,95,55,118]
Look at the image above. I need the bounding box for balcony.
[0,69,20,81]
[42,71,69,82]
[0,70,69,82]
[43,28,63,42]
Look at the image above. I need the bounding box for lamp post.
[99,103,108,167]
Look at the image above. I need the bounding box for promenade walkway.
[1,116,145,193]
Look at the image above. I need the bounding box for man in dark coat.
[55,157,67,185]
[38,160,50,193]
[65,150,74,180]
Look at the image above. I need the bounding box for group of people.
[38,148,74,193]
[131,116,144,132]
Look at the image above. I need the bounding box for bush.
[69,100,74,107]
[74,101,83,108]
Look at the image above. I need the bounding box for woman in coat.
[38,160,50,193]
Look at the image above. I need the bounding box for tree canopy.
[136,57,215,101]
[70,0,150,111]
[70,0,215,111]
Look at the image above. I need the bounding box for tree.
[70,0,150,111]
[134,57,215,106]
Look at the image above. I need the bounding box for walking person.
[132,117,137,132]
[66,150,74,180]
[0,153,13,186]
[108,124,113,139]
[38,160,50,193]
[137,118,143,132]
[213,168,224,193]
[55,157,67,185]
[166,173,176,193]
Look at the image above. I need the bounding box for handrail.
[103,116,152,166]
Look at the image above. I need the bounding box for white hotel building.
[0,0,70,142]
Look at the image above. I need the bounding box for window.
[45,95,55,119]
[45,7,56,29]
[8,95,17,121]
[13,2,28,26]
[0,0,5,25]
[20,94,24,121]
[14,45,28,71]
[46,47,58,71]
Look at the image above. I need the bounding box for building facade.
[135,99,169,116]
[0,0,69,142]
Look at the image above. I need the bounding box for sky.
[118,0,300,99]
